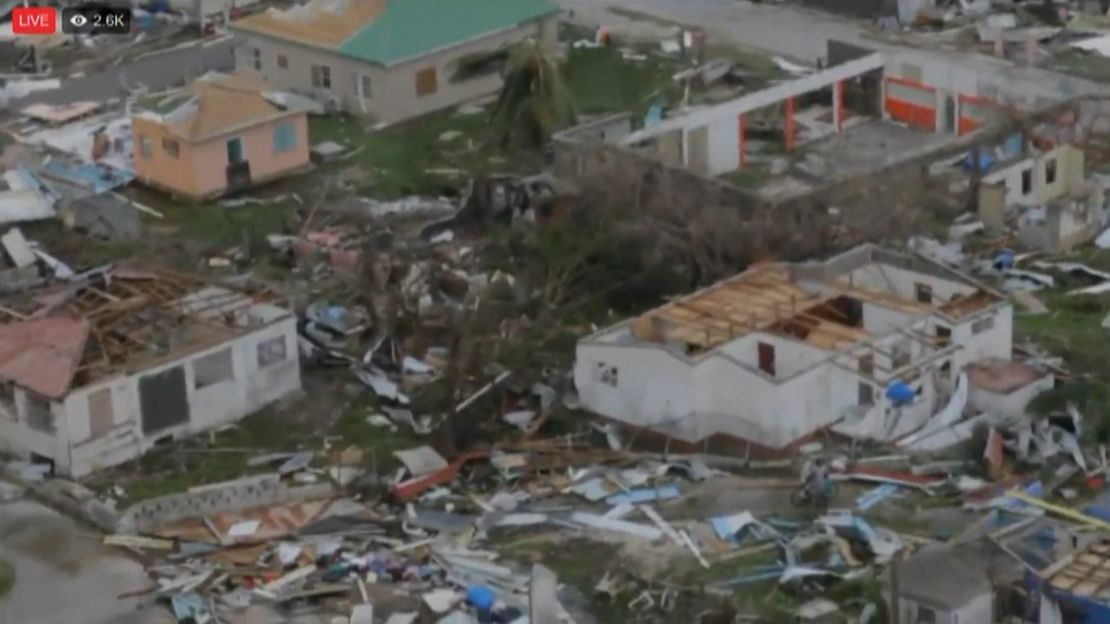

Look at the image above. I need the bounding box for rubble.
[9,6,1110,624]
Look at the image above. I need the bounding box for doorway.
[139,366,188,434]
[226,137,244,163]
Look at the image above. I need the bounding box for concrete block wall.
[119,472,336,533]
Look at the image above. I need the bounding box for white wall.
[578,332,910,449]
[846,262,976,303]
[575,304,983,449]
[955,592,994,624]
[0,388,71,469]
[886,48,1099,113]
[950,305,1013,373]
[981,145,1076,208]
[982,158,1037,207]
[574,343,697,435]
[707,115,740,175]
[862,300,916,335]
[8,316,305,478]
[718,332,829,380]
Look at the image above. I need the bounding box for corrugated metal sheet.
[0,316,89,398]
[205,499,334,545]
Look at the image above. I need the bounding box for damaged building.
[229,0,558,124]
[131,72,315,200]
[574,244,1012,454]
[0,267,301,477]
[976,143,1106,253]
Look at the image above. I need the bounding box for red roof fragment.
[0,315,89,398]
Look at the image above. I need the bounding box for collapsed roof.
[134,72,317,142]
[0,266,290,398]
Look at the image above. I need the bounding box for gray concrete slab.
[0,497,163,624]
[6,36,234,109]
[800,119,954,179]
[555,0,1110,104]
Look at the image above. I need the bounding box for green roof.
[338,0,558,65]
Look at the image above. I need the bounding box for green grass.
[306,46,683,199]
[104,382,441,506]
[499,538,634,621]
[1046,50,1110,83]
[0,559,13,597]
[722,161,771,188]
[308,109,533,200]
[563,46,681,117]
[1012,253,1110,438]
[1016,290,1110,376]
[329,399,426,462]
[106,405,319,507]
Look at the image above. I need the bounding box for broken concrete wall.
[0,265,45,294]
[554,93,1009,265]
[979,183,1007,233]
[884,49,1110,120]
[1018,187,1104,254]
[554,123,763,207]
[119,472,335,533]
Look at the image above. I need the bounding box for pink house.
[131,72,312,200]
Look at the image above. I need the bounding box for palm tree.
[489,40,576,150]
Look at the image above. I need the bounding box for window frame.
[193,348,235,389]
[138,134,152,159]
[272,122,297,154]
[415,66,438,97]
[256,336,288,368]
[311,64,332,90]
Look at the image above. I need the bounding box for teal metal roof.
[338,0,558,65]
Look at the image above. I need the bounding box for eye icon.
[70,13,87,27]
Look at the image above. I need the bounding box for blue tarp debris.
[1082,487,1110,522]
[886,381,914,406]
[711,564,786,588]
[709,511,777,544]
[994,250,1015,271]
[605,485,680,505]
[170,593,209,622]
[37,160,133,195]
[466,584,496,611]
[856,484,899,511]
[961,150,995,172]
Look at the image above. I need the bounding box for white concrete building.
[0,269,301,477]
[574,244,1013,452]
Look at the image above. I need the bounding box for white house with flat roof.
[574,244,1013,453]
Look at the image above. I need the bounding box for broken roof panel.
[968,358,1050,394]
[887,543,997,609]
[0,266,290,391]
[135,73,308,142]
[0,315,89,398]
[605,244,1002,355]
[22,101,100,124]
